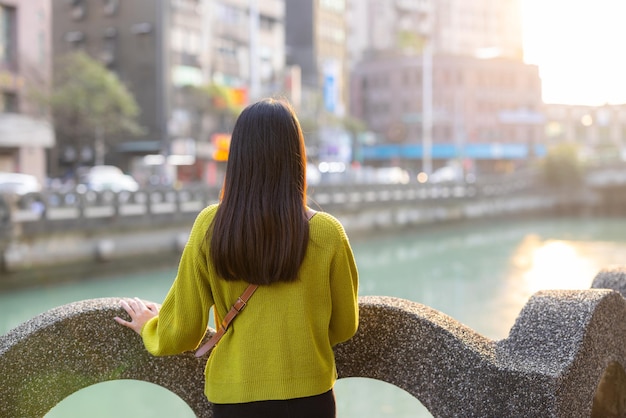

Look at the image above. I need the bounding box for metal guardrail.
[3,163,625,233]
[0,169,617,280]
[0,176,538,233]
[9,161,626,236]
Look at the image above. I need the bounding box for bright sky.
[522,0,626,105]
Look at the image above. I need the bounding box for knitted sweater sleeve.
[141,206,216,356]
[328,221,359,347]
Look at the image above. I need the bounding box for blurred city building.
[50,0,287,184]
[351,52,543,174]
[544,103,626,164]
[286,0,347,116]
[4,0,624,186]
[207,0,286,100]
[0,0,55,183]
[51,0,173,177]
[347,0,543,175]
[347,0,523,68]
[285,0,348,159]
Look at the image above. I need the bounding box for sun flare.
[522,0,626,105]
[522,240,596,294]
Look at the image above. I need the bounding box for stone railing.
[3,267,626,417]
[1,175,538,238]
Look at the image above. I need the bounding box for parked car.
[428,165,475,184]
[374,167,411,184]
[0,172,42,196]
[306,163,321,185]
[80,165,140,192]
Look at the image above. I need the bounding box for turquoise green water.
[2,215,626,417]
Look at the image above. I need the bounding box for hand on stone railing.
[114,297,159,335]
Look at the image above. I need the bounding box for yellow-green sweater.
[141,204,359,404]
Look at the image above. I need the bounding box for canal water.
[3,215,626,417]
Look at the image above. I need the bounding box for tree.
[44,52,144,171]
[541,142,584,189]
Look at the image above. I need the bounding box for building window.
[1,92,18,113]
[70,0,87,21]
[173,0,200,12]
[0,5,16,68]
[320,0,345,12]
[131,23,152,35]
[215,4,243,25]
[100,27,117,67]
[216,43,237,58]
[171,27,201,55]
[64,31,85,50]
[103,0,119,16]
[259,15,275,31]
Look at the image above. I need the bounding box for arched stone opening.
[591,361,626,418]
[45,380,196,417]
[335,377,432,417]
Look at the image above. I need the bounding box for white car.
[0,172,42,196]
[87,173,140,192]
[82,166,140,192]
[306,163,321,185]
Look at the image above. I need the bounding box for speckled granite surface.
[2,267,626,417]
[592,265,626,297]
[0,298,210,417]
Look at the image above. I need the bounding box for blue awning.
[361,143,546,160]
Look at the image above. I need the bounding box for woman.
[115,98,359,418]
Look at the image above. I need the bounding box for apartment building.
[351,52,543,173]
[347,0,523,67]
[51,0,285,181]
[347,0,540,174]
[286,0,348,119]
[0,0,54,181]
[52,0,190,174]
[207,0,285,100]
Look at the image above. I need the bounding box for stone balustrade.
[2,267,626,417]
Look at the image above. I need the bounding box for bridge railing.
[2,266,626,417]
[3,162,625,237]
[0,174,539,237]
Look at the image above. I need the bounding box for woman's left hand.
[114,297,159,335]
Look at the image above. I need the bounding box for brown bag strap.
[195,284,258,357]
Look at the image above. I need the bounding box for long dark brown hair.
[209,98,309,285]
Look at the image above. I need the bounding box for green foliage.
[341,116,367,135]
[48,51,144,147]
[541,142,584,188]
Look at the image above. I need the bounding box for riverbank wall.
[0,179,608,289]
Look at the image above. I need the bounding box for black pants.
[212,389,336,418]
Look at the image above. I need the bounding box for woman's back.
[199,207,359,403]
[116,98,359,418]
